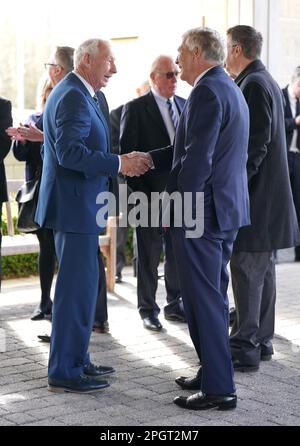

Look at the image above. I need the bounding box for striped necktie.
[93,94,99,108]
[167,99,179,130]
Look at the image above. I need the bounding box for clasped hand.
[120,151,153,177]
[6,123,44,143]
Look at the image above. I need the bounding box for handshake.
[120,151,153,177]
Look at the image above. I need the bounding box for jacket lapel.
[85,93,110,143]
[283,87,292,118]
[67,73,110,144]
[145,92,170,139]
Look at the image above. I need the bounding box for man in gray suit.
[226,26,299,372]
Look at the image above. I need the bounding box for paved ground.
[0,249,300,427]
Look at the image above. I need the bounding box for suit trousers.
[230,251,276,366]
[136,225,181,318]
[94,249,108,324]
[49,231,99,380]
[171,226,236,395]
[288,151,300,259]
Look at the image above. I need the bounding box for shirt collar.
[73,71,95,97]
[151,87,174,104]
[193,66,217,87]
[288,84,297,102]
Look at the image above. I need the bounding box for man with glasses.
[120,55,186,331]
[226,25,299,372]
[44,46,74,88]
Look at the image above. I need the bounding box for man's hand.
[295,115,300,126]
[120,151,153,177]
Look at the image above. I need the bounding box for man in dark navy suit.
[0,97,12,292]
[282,67,300,260]
[120,55,186,331]
[35,38,151,393]
[149,28,250,410]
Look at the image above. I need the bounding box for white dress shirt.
[151,87,180,143]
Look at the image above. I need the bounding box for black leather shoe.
[174,392,237,411]
[115,273,122,283]
[48,374,109,393]
[37,334,51,343]
[175,369,202,390]
[232,358,259,372]
[31,301,53,321]
[260,345,273,361]
[83,362,115,377]
[93,321,109,333]
[164,312,186,323]
[143,316,162,331]
[261,353,272,361]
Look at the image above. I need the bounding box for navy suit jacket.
[151,66,250,232]
[35,72,119,234]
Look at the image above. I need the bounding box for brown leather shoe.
[93,321,109,334]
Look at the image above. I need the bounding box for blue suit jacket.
[35,72,119,234]
[151,66,250,232]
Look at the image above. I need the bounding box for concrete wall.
[278,0,300,87]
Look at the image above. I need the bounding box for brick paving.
[0,249,300,426]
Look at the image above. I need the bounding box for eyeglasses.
[44,63,59,70]
[156,71,179,79]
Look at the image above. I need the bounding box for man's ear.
[55,65,63,76]
[234,44,243,58]
[82,52,92,67]
[193,46,201,60]
[150,72,156,84]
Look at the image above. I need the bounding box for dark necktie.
[167,99,178,130]
[93,92,111,150]
[296,98,300,150]
[93,94,99,107]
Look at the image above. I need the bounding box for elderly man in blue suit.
[35,39,152,393]
[148,28,250,410]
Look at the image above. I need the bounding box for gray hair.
[74,39,108,69]
[150,55,175,74]
[182,27,225,64]
[54,46,74,73]
[292,66,300,83]
[227,26,263,60]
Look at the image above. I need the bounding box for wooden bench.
[2,180,116,292]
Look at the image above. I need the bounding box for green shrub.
[2,253,39,279]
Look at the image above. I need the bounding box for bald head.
[150,55,178,99]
